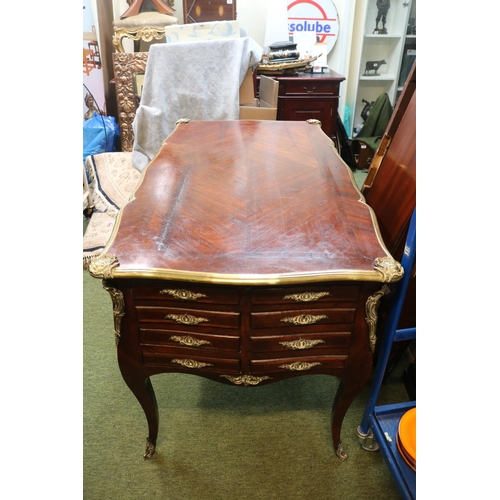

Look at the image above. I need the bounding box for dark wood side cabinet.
[88,120,402,462]
[258,70,345,141]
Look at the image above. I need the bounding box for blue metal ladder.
[357,208,416,499]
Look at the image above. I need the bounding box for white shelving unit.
[345,0,415,137]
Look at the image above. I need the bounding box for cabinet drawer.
[132,283,240,305]
[250,308,356,329]
[250,355,348,374]
[251,285,360,305]
[141,349,241,372]
[279,80,339,96]
[140,328,241,352]
[136,306,241,329]
[250,332,351,353]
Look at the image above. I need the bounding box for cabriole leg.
[119,370,159,459]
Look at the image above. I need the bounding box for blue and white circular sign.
[287,0,340,54]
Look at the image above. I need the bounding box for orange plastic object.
[398,407,416,466]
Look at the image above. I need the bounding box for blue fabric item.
[83,112,120,163]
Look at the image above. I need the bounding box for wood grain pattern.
[106,120,391,281]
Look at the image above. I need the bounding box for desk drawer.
[250,355,348,374]
[136,306,241,330]
[133,284,240,305]
[250,332,351,353]
[251,286,360,305]
[142,350,241,373]
[250,308,356,329]
[279,80,339,96]
[140,328,241,352]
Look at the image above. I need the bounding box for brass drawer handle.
[303,86,316,93]
[280,314,328,326]
[279,339,325,350]
[160,289,208,301]
[165,314,210,325]
[171,359,213,369]
[169,335,212,347]
[283,292,330,302]
[278,361,322,371]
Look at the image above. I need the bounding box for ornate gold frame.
[112,52,149,152]
[113,26,167,53]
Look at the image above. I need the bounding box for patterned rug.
[83,212,118,269]
[83,152,141,269]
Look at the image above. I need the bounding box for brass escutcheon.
[165,314,210,325]
[160,289,208,301]
[280,314,328,326]
[169,335,212,347]
[283,292,330,302]
[279,339,326,350]
[278,361,322,371]
[171,359,213,369]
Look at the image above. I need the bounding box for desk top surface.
[97,120,401,285]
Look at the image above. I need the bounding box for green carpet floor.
[83,219,411,499]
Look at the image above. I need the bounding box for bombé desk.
[89,120,403,460]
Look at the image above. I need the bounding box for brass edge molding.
[221,375,272,386]
[374,257,404,283]
[88,254,120,279]
[365,285,388,352]
[102,283,125,346]
[102,267,392,285]
[283,291,330,302]
[278,361,322,371]
[112,52,149,153]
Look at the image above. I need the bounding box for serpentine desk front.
[89,120,403,460]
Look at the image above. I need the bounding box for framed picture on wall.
[183,0,236,24]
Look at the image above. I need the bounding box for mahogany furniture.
[359,62,416,376]
[89,120,403,461]
[258,70,345,142]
